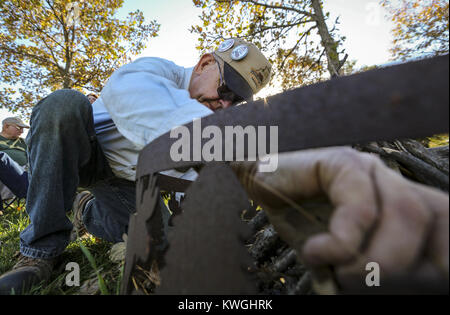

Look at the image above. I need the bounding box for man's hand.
[232,147,449,292]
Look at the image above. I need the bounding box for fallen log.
[428,145,449,172]
[361,143,449,191]
[400,140,449,174]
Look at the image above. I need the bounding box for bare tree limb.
[216,0,316,18]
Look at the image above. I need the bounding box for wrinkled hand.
[232,147,449,291]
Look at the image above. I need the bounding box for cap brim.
[223,62,253,102]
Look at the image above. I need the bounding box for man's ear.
[194,53,216,74]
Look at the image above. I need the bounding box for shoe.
[0,254,57,295]
[70,191,94,241]
[109,234,128,263]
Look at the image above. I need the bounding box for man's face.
[4,124,24,139]
[189,54,240,111]
[88,95,97,104]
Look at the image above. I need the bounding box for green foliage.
[191,0,347,91]
[0,201,29,274]
[381,0,449,61]
[79,241,109,295]
[0,203,123,295]
[427,134,449,148]
[0,0,160,115]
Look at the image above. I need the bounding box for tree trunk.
[310,0,343,77]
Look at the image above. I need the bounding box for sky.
[116,0,395,67]
[1,0,396,130]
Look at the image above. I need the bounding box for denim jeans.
[0,152,29,209]
[21,89,140,259]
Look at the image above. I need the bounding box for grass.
[0,200,124,295]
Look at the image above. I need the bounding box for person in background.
[86,93,98,104]
[0,117,30,209]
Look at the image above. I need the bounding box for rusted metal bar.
[154,163,257,294]
[137,55,449,176]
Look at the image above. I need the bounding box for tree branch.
[216,0,316,18]
[0,44,61,71]
[250,19,316,36]
[9,5,66,51]
[280,25,317,69]
[361,143,449,191]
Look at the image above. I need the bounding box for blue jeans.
[0,152,29,209]
[20,89,139,259]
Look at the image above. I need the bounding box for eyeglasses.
[9,124,23,131]
[214,56,244,105]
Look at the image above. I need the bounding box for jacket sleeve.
[100,57,213,149]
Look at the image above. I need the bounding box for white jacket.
[93,57,213,181]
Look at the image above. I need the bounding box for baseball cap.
[2,117,30,128]
[214,38,272,101]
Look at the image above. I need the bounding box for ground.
[0,200,123,295]
[0,199,306,295]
